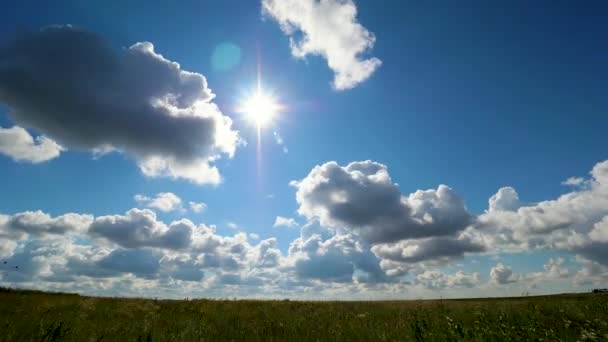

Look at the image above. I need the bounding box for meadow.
[0,287,607,341]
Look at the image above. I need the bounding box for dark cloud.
[97,248,161,278]
[0,25,239,184]
[371,236,484,264]
[89,209,193,250]
[293,161,473,244]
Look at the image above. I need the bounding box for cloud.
[189,201,207,214]
[291,160,482,278]
[273,216,299,228]
[285,220,387,283]
[589,216,608,243]
[293,161,473,244]
[489,263,519,284]
[0,126,62,163]
[561,176,586,187]
[97,248,161,278]
[488,187,522,212]
[0,210,92,240]
[135,192,183,212]
[89,209,193,250]
[475,160,608,266]
[415,270,480,290]
[262,0,381,90]
[371,236,484,265]
[0,25,239,184]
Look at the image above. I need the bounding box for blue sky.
[0,0,607,299]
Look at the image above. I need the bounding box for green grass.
[0,288,607,341]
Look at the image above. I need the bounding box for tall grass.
[0,288,606,341]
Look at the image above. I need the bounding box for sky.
[0,0,607,299]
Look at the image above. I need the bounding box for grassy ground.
[0,288,607,341]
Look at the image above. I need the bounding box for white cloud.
[89,209,194,250]
[488,187,522,212]
[0,126,62,163]
[415,270,480,290]
[135,192,183,212]
[262,0,381,90]
[0,26,240,185]
[561,176,586,187]
[474,160,608,266]
[489,263,519,284]
[189,201,207,214]
[589,216,608,243]
[273,216,299,228]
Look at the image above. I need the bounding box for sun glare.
[241,92,280,129]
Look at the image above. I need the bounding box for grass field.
[0,288,607,341]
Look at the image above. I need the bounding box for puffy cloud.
[573,256,608,286]
[0,126,62,163]
[0,25,239,184]
[476,160,608,266]
[89,209,193,250]
[273,216,299,228]
[285,220,387,283]
[0,208,289,289]
[488,187,522,212]
[292,160,480,274]
[0,210,92,239]
[189,201,207,213]
[589,216,608,243]
[371,236,484,265]
[489,263,519,284]
[542,257,569,279]
[135,192,183,212]
[262,0,381,90]
[293,161,473,244]
[415,270,480,290]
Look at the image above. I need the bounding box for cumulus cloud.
[291,160,480,275]
[489,263,519,284]
[135,192,183,212]
[89,209,193,250]
[0,126,63,163]
[589,216,608,243]
[0,210,92,240]
[371,236,484,265]
[488,187,522,212]
[273,216,299,228]
[285,221,387,283]
[415,270,480,290]
[0,25,239,184]
[262,0,381,90]
[293,161,473,244]
[476,160,608,266]
[0,208,287,290]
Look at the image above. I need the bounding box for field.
[0,288,607,341]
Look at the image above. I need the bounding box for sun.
[240,92,281,129]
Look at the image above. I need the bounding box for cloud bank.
[3,159,608,298]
